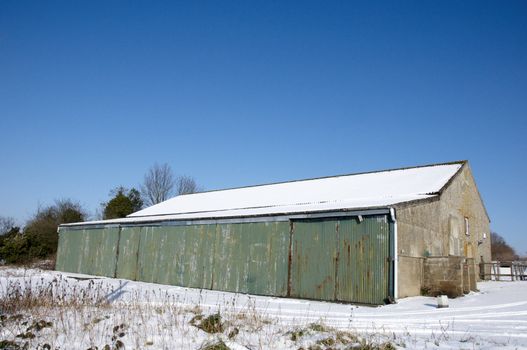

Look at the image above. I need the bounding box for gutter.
[389,207,398,300]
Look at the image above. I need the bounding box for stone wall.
[423,256,476,297]
[396,198,442,258]
[395,162,491,298]
[439,165,491,276]
[423,256,464,297]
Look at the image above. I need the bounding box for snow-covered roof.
[63,161,464,227]
[131,161,463,218]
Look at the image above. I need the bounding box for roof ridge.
[169,160,467,197]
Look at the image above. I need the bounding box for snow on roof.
[129,161,463,218]
[62,161,464,227]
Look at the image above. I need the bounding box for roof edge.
[61,206,394,229]
[425,160,491,223]
[461,162,491,223]
[179,160,467,196]
[437,160,468,195]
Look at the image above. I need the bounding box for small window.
[465,217,470,236]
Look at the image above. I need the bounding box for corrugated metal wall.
[56,214,392,304]
[337,216,390,304]
[55,226,119,277]
[57,222,290,297]
[290,219,339,300]
[290,216,390,304]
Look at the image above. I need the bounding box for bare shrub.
[190,313,224,333]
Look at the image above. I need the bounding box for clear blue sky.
[1,1,526,252]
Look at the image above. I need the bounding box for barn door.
[336,216,391,304]
[289,219,339,301]
[289,215,391,304]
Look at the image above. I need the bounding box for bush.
[103,187,143,219]
[0,199,86,265]
[0,232,30,264]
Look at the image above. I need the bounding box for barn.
[56,160,491,304]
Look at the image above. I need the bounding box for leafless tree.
[141,163,175,206]
[0,216,15,235]
[175,175,202,195]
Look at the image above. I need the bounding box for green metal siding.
[56,227,119,277]
[94,227,120,277]
[135,225,217,288]
[290,219,338,300]
[135,226,162,284]
[212,222,290,296]
[56,227,85,273]
[58,221,290,296]
[56,214,392,304]
[337,216,390,304]
[290,215,390,304]
[116,226,142,281]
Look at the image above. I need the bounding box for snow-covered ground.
[1,267,526,349]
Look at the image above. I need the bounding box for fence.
[479,261,527,281]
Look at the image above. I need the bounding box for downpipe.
[389,207,398,300]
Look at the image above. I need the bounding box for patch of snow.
[1,267,526,349]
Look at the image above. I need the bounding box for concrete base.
[398,256,424,298]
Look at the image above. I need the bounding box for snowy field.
[1,267,526,349]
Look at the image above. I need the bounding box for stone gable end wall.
[439,165,491,267]
[395,163,491,298]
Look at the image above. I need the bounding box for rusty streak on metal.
[113,226,122,278]
[334,220,340,301]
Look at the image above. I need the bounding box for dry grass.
[0,275,110,314]
[0,271,398,350]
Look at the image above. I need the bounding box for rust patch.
[334,220,340,300]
